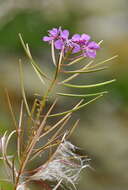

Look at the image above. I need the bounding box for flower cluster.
[43,27,100,58]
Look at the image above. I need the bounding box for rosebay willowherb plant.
[0,27,117,190]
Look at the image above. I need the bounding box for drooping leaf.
[63,79,116,89]
[49,95,103,117]
[62,67,108,74]
[57,91,108,98]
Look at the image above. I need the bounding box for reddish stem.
[33,180,52,190]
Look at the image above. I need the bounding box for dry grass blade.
[5,89,17,130]
[16,99,58,180]
[12,156,16,183]
[1,131,17,180]
[30,115,72,161]
[30,116,79,161]
[28,107,82,160]
[52,179,63,190]
[40,99,83,134]
[41,132,67,168]
[66,119,80,139]
[5,130,16,169]
[32,100,84,159]
[28,99,58,150]
[29,140,61,162]
[17,101,23,161]
[30,98,39,117]
[1,132,12,176]
[48,115,71,144]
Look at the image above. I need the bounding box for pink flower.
[42,27,100,58]
[72,33,90,45]
[83,41,100,58]
[43,28,61,42]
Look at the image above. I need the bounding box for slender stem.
[36,48,64,121]
[14,102,55,189]
[34,180,52,190]
[14,49,64,190]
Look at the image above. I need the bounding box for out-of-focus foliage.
[0,0,128,190]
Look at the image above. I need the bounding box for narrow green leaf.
[63,79,116,89]
[89,55,118,69]
[19,33,49,80]
[57,91,108,97]
[49,95,102,117]
[30,59,48,80]
[67,56,85,66]
[31,63,45,85]
[62,67,108,74]
[59,60,94,84]
[5,89,17,130]
[19,59,31,117]
[26,43,46,84]
[18,33,27,51]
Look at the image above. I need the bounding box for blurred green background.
[0,0,128,189]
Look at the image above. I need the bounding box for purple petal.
[72,44,81,53]
[72,34,81,42]
[54,40,64,50]
[61,30,69,39]
[87,41,100,50]
[43,36,53,42]
[48,28,58,36]
[81,34,90,42]
[85,50,96,58]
